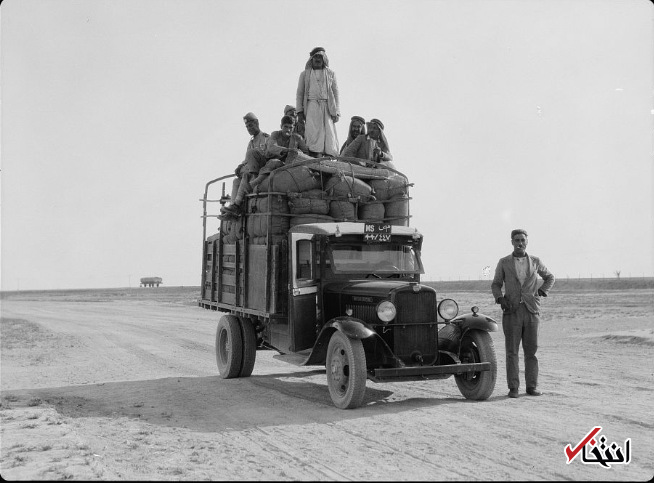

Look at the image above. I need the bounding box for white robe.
[304,70,339,156]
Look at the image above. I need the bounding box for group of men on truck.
[219,47,394,221]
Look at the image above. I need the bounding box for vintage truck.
[199,157,498,408]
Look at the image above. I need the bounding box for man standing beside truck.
[491,229,555,399]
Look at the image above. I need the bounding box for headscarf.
[304,47,329,69]
[368,118,390,154]
[340,116,366,154]
[284,105,296,115]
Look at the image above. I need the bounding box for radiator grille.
[345,303,377,323]
[344,290,436,325]
[395,291,436,324]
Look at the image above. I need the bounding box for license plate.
[363,223,392,242]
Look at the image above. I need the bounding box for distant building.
[140,277,163,287]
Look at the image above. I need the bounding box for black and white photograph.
[1,0,652,480]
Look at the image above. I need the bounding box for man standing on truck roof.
[491,229,555,399]
[296,47,340,158]
[249,115,310,188]
[220,112,269,219]
[342,118,394,168]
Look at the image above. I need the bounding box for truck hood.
[323,280,426,298]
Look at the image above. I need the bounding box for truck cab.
[199,158,498,408]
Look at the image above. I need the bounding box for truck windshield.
[329,243,423,274]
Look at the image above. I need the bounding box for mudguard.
[451,313,499,334]
[303,317,395,366]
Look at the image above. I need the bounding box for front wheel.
[455,330,497,400]
[326,331,367,409]
[215,315,243,379]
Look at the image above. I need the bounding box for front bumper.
[369,361,491,382]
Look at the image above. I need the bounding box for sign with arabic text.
[363,223,392,243]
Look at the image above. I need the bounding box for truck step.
[273,350,312,366]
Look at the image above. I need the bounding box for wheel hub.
[330,348,348,387]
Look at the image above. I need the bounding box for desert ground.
[1,280,652,481]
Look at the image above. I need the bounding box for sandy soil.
[1,286,652,481]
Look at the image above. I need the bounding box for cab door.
[289,233,318,352]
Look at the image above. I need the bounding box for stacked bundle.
[246,194,290,245]
[367,174,411,226]
[324,174,375,221]
[222,159,412,244]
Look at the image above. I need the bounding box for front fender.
[303,317,386,366]
[451,313,498,334]
[329,316,377,339]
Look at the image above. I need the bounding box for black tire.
[215,315,243,379]
[455,330,497,400]
[326,331,367,409]
[238,317,257,377]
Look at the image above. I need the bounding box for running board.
[273,350,312,366]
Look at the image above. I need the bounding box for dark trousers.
[502,303,540,390]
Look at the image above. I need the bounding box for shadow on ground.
[0,371,475,432]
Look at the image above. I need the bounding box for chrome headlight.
[376,300,396,324]
[438,298,459,321]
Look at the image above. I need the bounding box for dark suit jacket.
[491,253,555,314]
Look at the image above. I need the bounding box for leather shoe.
[526,387,542,396]
[508,389,519,398]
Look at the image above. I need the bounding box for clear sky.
[1,0,653,290]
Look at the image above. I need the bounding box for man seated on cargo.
[220,112,269,220]
[284,105,304,138]
[339,115,366,154]
[342,118,395,169]
[249,115,310,189]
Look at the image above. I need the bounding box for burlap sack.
[384,196,410,226]
[246,195,290,237]
[324,174,374,200]
[358,202,385,221]
[259,165,321,193]
[329,200,357,220]
[288,197,330,215]
[369,174,410,201]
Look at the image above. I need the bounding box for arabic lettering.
[569,429,631,468]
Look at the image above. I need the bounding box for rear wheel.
[238,317,257,377]
[215,315,243,378]
[326,331,367,409]
[455,330,497,400]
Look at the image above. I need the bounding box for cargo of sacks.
[246,155,412,235]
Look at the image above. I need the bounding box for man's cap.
[511,229,528,239]
[351,116,365,124]
[243,112,258,123]
[284,105,296,114]
[310,47,326,57]
[369,118,384,130]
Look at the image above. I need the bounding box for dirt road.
[1,287,652,480]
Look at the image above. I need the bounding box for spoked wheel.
[215,315,243,379]
[455,330,497,400]
[326,331,367,409]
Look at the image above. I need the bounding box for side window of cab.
[296,239,314,282]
